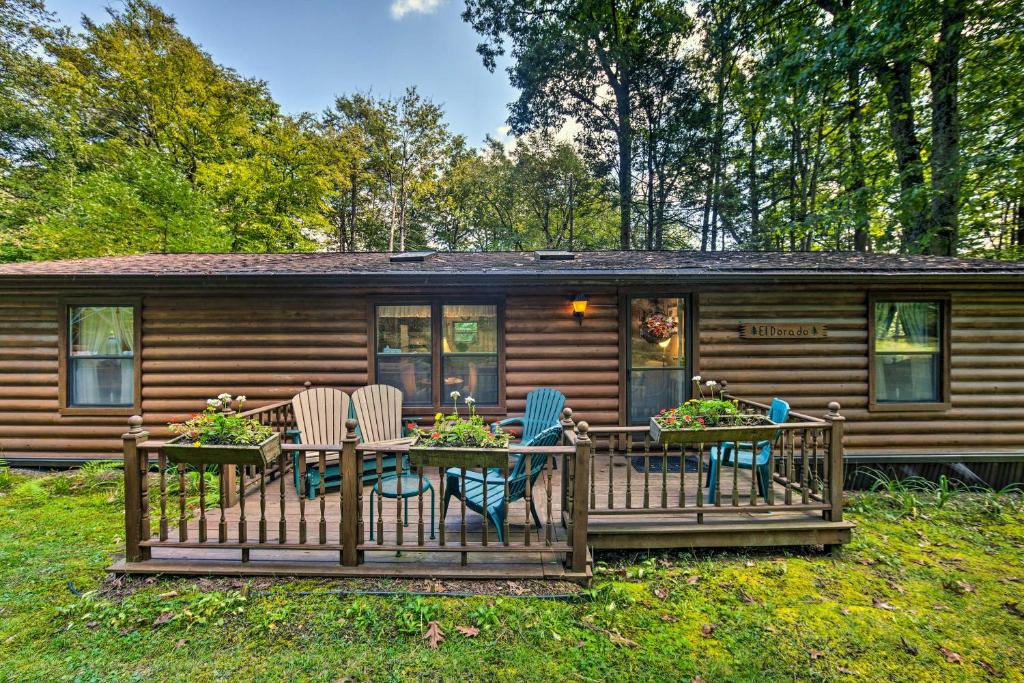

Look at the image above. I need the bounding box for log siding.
[1,280,1021,466]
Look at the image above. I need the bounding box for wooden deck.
[111,447,851,581]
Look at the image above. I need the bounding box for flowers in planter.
[652,377,769,430]
[639,311,677,344]
[413,394,511,449]
[169,393,273,446]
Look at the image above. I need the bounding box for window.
[627,296,690,424]
[373,301,502,410]
[442,305,498,406]
[61,303,140,413]
[870,297,949,409]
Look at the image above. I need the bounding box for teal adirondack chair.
[441,424,563,543]
[492,388,566,444]
[706,398,790,504]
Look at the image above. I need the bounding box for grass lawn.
[0,465,1022,682]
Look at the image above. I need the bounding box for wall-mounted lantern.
[571,294,588,325]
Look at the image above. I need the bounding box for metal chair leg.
[369,487,375,540]
[429,485,436,539]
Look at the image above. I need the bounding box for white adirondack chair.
[290,387,350,498]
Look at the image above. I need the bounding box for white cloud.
[390,0,444,19]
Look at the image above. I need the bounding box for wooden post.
[340,418,362,566]
[220,464,238,508]
[559,407,574,523]
[570,421,591,573]
[122,415,149,563]
[824,402,845,522]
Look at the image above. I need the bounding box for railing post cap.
[827,401,842,417]
[127,415,143,433]
[344,418,358,439]
[561,406,573,421]
[576,420,589,436]
[304,380,312,389]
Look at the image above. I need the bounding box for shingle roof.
[0,250,1022,278]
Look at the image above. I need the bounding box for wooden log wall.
[0,284,619,462]
[700,285,1024,459]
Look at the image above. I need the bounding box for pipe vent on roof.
[535,250,576,261]
[389,250,435,263]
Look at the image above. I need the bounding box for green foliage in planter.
[168,393,273,446]
[413,393,510,449]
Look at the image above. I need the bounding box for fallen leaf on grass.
[654,586,671,600]
[158,591,179,599]
[899,636,918,656]
[933,604,949,611]
[809,650,825,660]
[1002,602,1024,618]
[944,579,975,594]
[456,626,480,637]
[152,611,175,627]
[872,598,898,611]
[857,558,877,566]
[608,632,638,648]
[693,676,707,683]
[174,639,186,648]
[700,623,716,638]
[422,621,444,649]
[974,659,1003,678]
[660,613,679,623]
[686,575,701,585]
[86,621,99,629]
[939,647,963,664]
[839,607,851,616]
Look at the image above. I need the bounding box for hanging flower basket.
[640,312,677,344]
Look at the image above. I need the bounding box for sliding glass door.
[627,296,691,424]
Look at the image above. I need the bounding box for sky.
[43,0,518,146]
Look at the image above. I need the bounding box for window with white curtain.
[872,300,944,403]
[67,305,136,407]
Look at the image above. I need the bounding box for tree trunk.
[928,0,964,256]
[615,84,632,250]
[747,117,760,248]
[878,58,928,251]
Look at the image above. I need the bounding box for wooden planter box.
[408,445,510,471]
[650,417,778,446]
[164,433,282,467]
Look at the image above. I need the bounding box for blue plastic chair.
[491,388,565,444]
[441,425,563,543]
[705,398,790,504]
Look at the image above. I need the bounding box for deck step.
[586,518,855,550]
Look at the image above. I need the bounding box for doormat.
[630,455,700,474]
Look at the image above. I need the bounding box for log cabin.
[0,250,1022,578]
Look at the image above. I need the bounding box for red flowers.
[406,421,417,430]
[430,432,441,439]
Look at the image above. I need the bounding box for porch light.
[571,294,588,324]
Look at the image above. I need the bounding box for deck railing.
[120,396,844,573]
[121,407,592,573]
[585,397,844,522]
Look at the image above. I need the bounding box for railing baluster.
[545,454,554,546]
[460,467,467,565]
[801,429,810,504]
[481,466,488,547]
[661,442,668,508]
[626,436,636,508]
[238,464,247,549]
[696,442,704,523]
[259,465,267,543]
[643,439,651,509]
[158,451,168,541]
[417,467,425,546]
[318,450,327,544]
[768,431,777,505]
[607,438,614,509]
[376,453,384,545]
[438,466,446,547]
[298,453,307,544]
[750,437,758,506]
[589,441,596,510]
[198,464,207,542]
[279,448,287,543]
[731,440,739,506]
[522,457,530,546]
[678,443,686,508]
[785,432,794,506]
[395,463,403,547]
[178,466,188,542]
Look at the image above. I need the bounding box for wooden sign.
[739,322,828,339]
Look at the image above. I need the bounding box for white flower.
[217,392,232,401]
[464,396,476,405]
[692,375,702,383]
[450,390,461,400]
[705,380,716,387]
[236,395,247,407]
[206,398,220,408]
